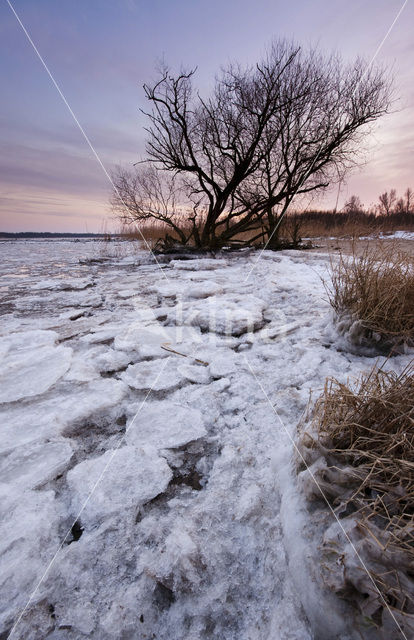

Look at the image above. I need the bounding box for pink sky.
[1,0,412,232]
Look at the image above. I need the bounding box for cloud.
[0,186,111,232]
[0,112,144,232]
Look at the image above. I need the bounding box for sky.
[0,0,413,232]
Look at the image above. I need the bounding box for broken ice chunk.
[0,330,72,403]
[126,401,207,450]
[66,446,172,528]
[121,359,185,392]
[0,440,73,490]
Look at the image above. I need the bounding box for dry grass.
[297,210,414,239]
[302,364,414,629]
[120,216,303,248]
[121,220,177,246]
[119,218,266,248]
[117,212,414,249]
[328,244,414,350]
[300,218,378,239]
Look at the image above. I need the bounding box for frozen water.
[114,323,172,354]
[0,330,72,403]
[0,238,411,639]
[1,439,73,490]
[0,378,128,453]
[189,294,266,336]
[126,401,207,449]
[209,350,240,378]
[185,281,223,299]
[0,487,62,632]
[177,361,212,384]
[67,445,172,528]
[121,358,185,392]
[32,277,94,291]
[170,258,228,270]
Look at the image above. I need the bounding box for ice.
[170,258,228,270]
[184,281,223,299]
[32,277,94,291]
[153,279,222,301]
[177,362,212,383]
[1,239,412,640]
[359,230,414,240]
[0,487,62,632]
[67,445,172,528]
[114,324,172,354]
[121,358,185,392]
[153,282,183,301]
[0,378,128,452]
[91,347,132,372]
[0,329,59,354]
[0,440,73,490]
[126,401,207,449]
[80,324,125,344]
[0,330,72,403]
[117,288,139,298]
[209,350,240,378]
[63,342,132,383]
[189,294,267,336]
[64,351,101,382]
[50,290,103,308]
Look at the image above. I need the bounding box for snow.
[359,230,414,240]
[0,238,411,639]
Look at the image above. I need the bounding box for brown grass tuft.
[328,244,414,350]
[304,364,414,628]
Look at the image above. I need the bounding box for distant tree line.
[286,187,414,237]
[343,187,413,216]
[0,232,106,239]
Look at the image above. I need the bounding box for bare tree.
[395,197,405,214]
[231,51,390,247]
[111,164,197,247]
[113,40,391,249]
[405,187,413,213]
[344,195,364,214]
[394,187,414,215]
[378,189,397,216]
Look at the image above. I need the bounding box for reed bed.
[302,364,414,633]
[328,244,414,350]
[117,211,414,248]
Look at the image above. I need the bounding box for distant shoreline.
[0,232,109,239]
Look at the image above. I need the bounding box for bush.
[300,364,414,636]
[328,244,414,351]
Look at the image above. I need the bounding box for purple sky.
[1,0,413,232]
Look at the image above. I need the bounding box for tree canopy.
[112,40,391,250]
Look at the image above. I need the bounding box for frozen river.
[0,239,410,639]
